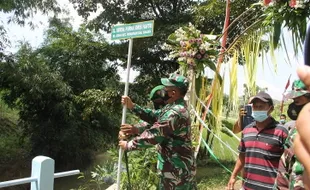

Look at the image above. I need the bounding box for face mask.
[252,111,269,122]
[161,89,171,102]
[279,119,286,124]
[287,102,305,120]
[152,99,166,110]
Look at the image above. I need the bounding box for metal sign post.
[116,38,133,190]
[111,20,154,190]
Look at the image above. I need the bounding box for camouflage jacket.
[134,120,151,135]
[126,98,196,183]
[275,123,305,190]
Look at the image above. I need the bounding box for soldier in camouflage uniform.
[119,85,168,137]
[275,79,310,190]
[119,73,196,190]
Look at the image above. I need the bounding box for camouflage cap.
[284,79,309,99]
[149,85,165,100]
[292,79,307,90]
[160,73,189,89]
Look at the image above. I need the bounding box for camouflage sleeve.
[133,121,151,134]
[282,127,289,146]
[275,128,294,189]
[131,104,161,124]
[126,111,183,151]
[275,153,290,190]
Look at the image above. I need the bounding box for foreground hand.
[121,96,134,110]
[294,133,310,189]
[295,103,310,161]
[121,124,138,135]
[119,140,127,150]
[296,66,310,167]
[295,66,310,188]
[303,171,310,190]
[297,66,310,90]
[226,177,236,190]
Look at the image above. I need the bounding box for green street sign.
[111,20,154,40]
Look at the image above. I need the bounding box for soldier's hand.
[119,140,127,150]
[121,96,134,110]
[121,124,139,135]
[119,131,129,140]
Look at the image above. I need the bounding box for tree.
[39,18,120,94]
[0,43,82,165]
[0,0,62,61]
[67,0,262,104]
[0,19,123,166]
[193,0,260,34]
[0,0,61,26]
[68,0,197,99]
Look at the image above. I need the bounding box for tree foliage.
[69,0,198,99]
[0,19,123,166]
[0,0,62,62]
[0,0,61,25]
[39,18,120,94]
[67,0,264,102]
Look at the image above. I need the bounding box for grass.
[199,124,240,162]
[0,96,31,183]
[196,118,242,189]
[196,161,239,189]
[0,99,19,134]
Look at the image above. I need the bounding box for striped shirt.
[238,118,288,190]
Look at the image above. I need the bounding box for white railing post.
[30,156,55,190]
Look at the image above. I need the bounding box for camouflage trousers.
[157,174,197,190]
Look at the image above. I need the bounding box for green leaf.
[272,22,282,49]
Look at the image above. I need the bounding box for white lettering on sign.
[116,27,125,32]
[143,30,151,34]
[111,20,154,40]
[134,25,142,30]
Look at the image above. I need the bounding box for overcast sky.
[1,1,304,101]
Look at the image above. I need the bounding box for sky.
[1,1,304,101]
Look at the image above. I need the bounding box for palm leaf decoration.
[164,0,310,160]
[229,50,239,110]
[262,0,310,55]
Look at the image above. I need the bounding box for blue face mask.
[252,111,269,122]
[279,119,286,124]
